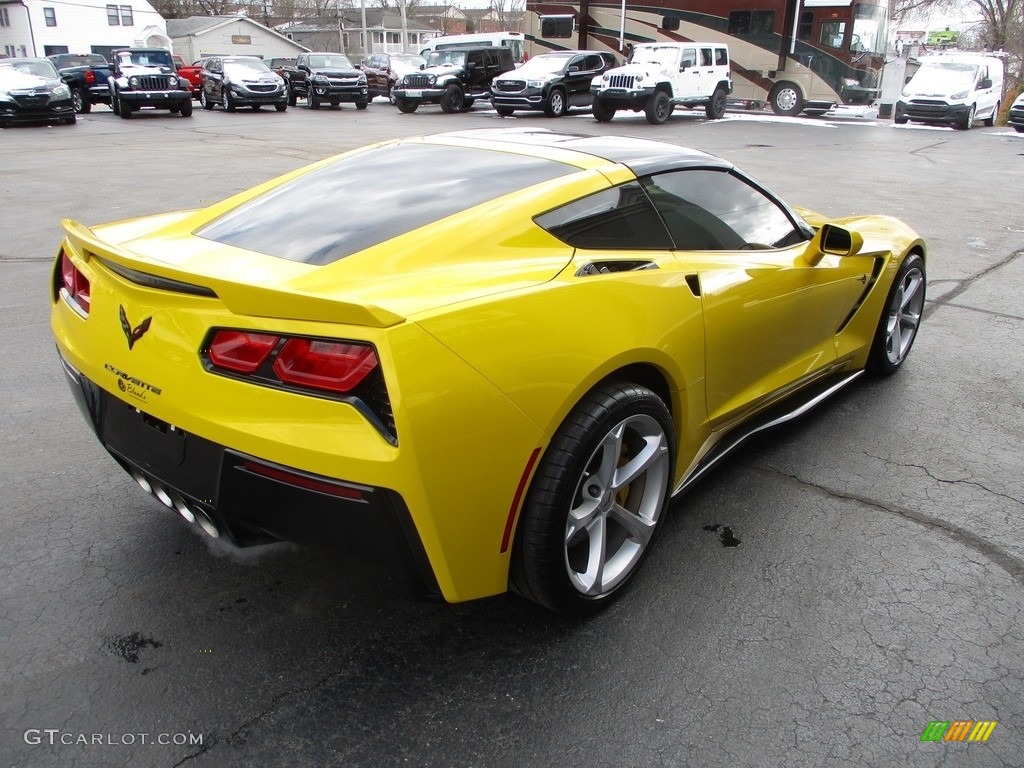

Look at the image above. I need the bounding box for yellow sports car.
[51,129,926,614]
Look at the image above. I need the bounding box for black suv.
[284,53,369,110]
[491,50,618,118]
[394,46,515,113]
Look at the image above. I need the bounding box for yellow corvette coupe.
[51,129,925,614]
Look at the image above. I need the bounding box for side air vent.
[575,261,658,277]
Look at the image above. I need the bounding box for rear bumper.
[58,350,439,594]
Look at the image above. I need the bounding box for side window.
[819,21,846,50]
[640,170,805,250]
[584,54,603,72]
[701,48,713,66]
[715,48,728,66]
[680,48,697,69]
[534,183,673,250]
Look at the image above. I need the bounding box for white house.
[281,11,437,58]
[167,15,307,64]
[0,0,169,60]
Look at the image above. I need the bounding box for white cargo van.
[894,54,1004,130]
[419,32,526,64]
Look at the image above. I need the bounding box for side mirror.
[802,224,863,266]
[419,64,426,70]
[680,63,690,71]
[567,65,580,73]
[978,77,992,89]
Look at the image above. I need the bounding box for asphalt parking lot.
[2,101,1023,767]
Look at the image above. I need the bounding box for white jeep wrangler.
[590,43,732,125]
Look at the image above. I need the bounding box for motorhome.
[894,53,1004,129]
[419,32,526,64]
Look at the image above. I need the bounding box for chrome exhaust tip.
[171,495,196,524]
[130,469,152,494]
[193,508,220,539]
[151,482,174,509]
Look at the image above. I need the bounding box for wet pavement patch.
[703,524,742,548]
[102,632,163,663]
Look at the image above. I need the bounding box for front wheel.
[200,88,212,110]
[705,86,727,119]
[394,96,417,113]
[222,90,236,112]
[591,96,616,122]
[510,381,675,614]
[275,101,287,112]
[355,99,368,110]
[179,99,193,117]
[118,96,132,119]
[495,106,514,117]
[71,88,90,114]
[440,84,464,114]
[307,88,320,109]
[867,252,926,376]
[645,91,672,125]
[769,82,804,117]
[544,88,566,118]
[287,87,297,107]
[956,104,975,130]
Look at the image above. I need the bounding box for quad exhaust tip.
[130,467,220,538]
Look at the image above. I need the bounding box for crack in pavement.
[858,451,1024,508]
[923,249,1023,321]
[745,465,1024,587]
[942,302,1024,322]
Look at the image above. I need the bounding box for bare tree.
[490,0,524,31]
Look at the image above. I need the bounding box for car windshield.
[426,50,467,67]
[54,54,106,67]
[307,55,353,69]
[225,59,272,76]
[390,54,425,71]
[910,62,978,92]
[0,59,58,79]
[516,55,572,76]
[116,50,173,68]
[269,58,295,68]
[629,46,680,67]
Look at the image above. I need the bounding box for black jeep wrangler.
[393,46,515,113]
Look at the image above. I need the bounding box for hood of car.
[420,64,463,77]
[0,71,58,90]
[120,64,176,76]
[311,68,361,78]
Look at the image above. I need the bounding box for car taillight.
[273,338,378,394]
[60,250,91,314]
[208,330,278,373]
[85,69,95,86]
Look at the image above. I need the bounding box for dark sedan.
[490,50,618,118]
[0,58,76,127]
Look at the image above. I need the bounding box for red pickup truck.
[173,54,203,98]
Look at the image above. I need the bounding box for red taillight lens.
[85,69,95,86]
[208,330,279,373]
[60,251,91,314]
[273,338,378,394]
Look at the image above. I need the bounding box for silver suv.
[591,43,732,124]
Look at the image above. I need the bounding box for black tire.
[355,99,368,110]
[705,85,727,119]
[71,88,90,114]
[591,96,615,122]
[956,104,975,130]
[223,90,236,113]
[200,88,212,110]
[395,96,417,113]
[440,84,464,114]
[307,87,320,109]
[495,106,514,117]
[118,96,132,119]
[867,252,926,376]
[169,104,180,114]
[63,115,77,125]
[251,104,262,111]
[179,99,193,117]
[287,87,297,107]
[544,88,567,118]
[769,82,804,117]
[894,115,908,124]
[275,101,287,112]
[459,98,474,112]
[1015,126,1024,133]
[983,102,998,127]
[111,91,120,115]
[387,83,395,104]
[645,90,672,125]
[510,381,675,615]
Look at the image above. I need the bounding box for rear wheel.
[511,381,675,615]
[705,85,727,119]
[867,252,925,375]
[769,82,804,116]
[287,86,297,107]
[544,88,567,118]
[983,102,999,127]
[71,88,90,114]
[1015,125,1024,133]
[591,96,615,122]
[387,83,396,104]
[440,84,464,113]
[645,91,671,125]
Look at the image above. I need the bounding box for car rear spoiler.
[61,219,406,328]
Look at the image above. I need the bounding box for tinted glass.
[198,144,573,265]
[534,183,673,250]
[640,170,806,250]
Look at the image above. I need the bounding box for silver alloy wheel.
[564,413,670,596]
[774,86,799,112]
[884,265,924,365]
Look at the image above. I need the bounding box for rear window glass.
[197,144,572,265]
